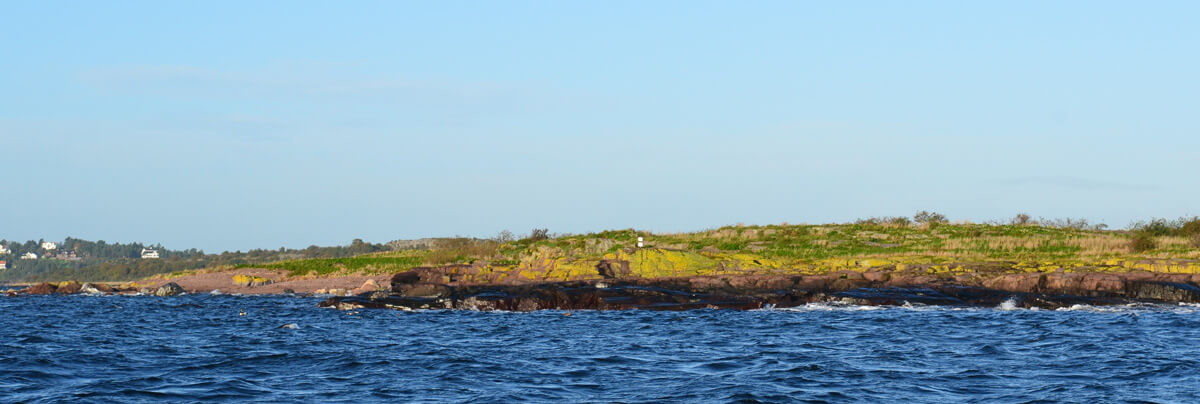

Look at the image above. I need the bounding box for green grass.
[237,255,424,276]
[223,221,1200,281]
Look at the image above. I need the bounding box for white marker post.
[637,237,644,248]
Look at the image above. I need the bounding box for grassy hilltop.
[231,215,1200,283]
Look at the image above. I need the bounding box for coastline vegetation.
[5,213,1200,283]
[217,213,1200,283]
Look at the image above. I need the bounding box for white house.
[20,252,37,260]
[0,245,9,255]
[141,248,160,259]
[41,241,57,250]
[0,260,6,269]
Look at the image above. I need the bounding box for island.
[7,214,1200,311]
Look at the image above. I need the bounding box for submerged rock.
[154,283,185,297]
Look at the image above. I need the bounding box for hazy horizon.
[4,1,1198,252]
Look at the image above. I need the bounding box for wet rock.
[1126,281,1200,302]
[396,283,450,297]
[323,270,1200,312]
[154,282,185,297]
[390,271,422,288]
[834,287,965,306]
[79,283,114,295]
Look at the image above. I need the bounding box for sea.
[3,294,1200,403]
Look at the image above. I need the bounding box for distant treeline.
[0,238,387,283]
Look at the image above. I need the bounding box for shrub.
[854,216,912,227]
[424,238,499,265]
[527,228,550,241]
[1135,219,1175,237]
[1129,232,1157,253]
[1181,218,1200,237]
[913,211,947,226]
[1039,217,1106,231]
[494,230,515,243]
[1190,234,1200,249]
[1011,213,1032,226]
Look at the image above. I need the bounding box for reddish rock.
[1044,273,1084,291]
[794,275,833,290]
[25,283,57,295]
[982,274,1045,293]
[863,271,890,283]
[1078,273,1126,294]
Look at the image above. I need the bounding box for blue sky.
[2,1,1198,252]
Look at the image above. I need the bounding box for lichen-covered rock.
[154,282,185,297]
[232,274,272,287]
[55,281,82,295]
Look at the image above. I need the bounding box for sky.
[2,1,1198,252]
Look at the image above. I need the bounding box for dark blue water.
[3,295,1200,403]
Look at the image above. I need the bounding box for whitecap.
[997,297,1020,311]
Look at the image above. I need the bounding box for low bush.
[1130,232,1157,253]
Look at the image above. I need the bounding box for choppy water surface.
[4,295,1200,402]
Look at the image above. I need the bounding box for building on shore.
[20,252,37,260]
[55,251,80,261]
[0,260,6,269]
[141,248,160,259]
[41,241,57,250]
[0,245,9,255]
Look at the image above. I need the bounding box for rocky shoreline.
[319,269,1200,311]
[10,268,1200,312]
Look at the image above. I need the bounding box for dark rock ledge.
[319,271,1200,311]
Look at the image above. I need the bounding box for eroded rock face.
[154,282,185,297]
